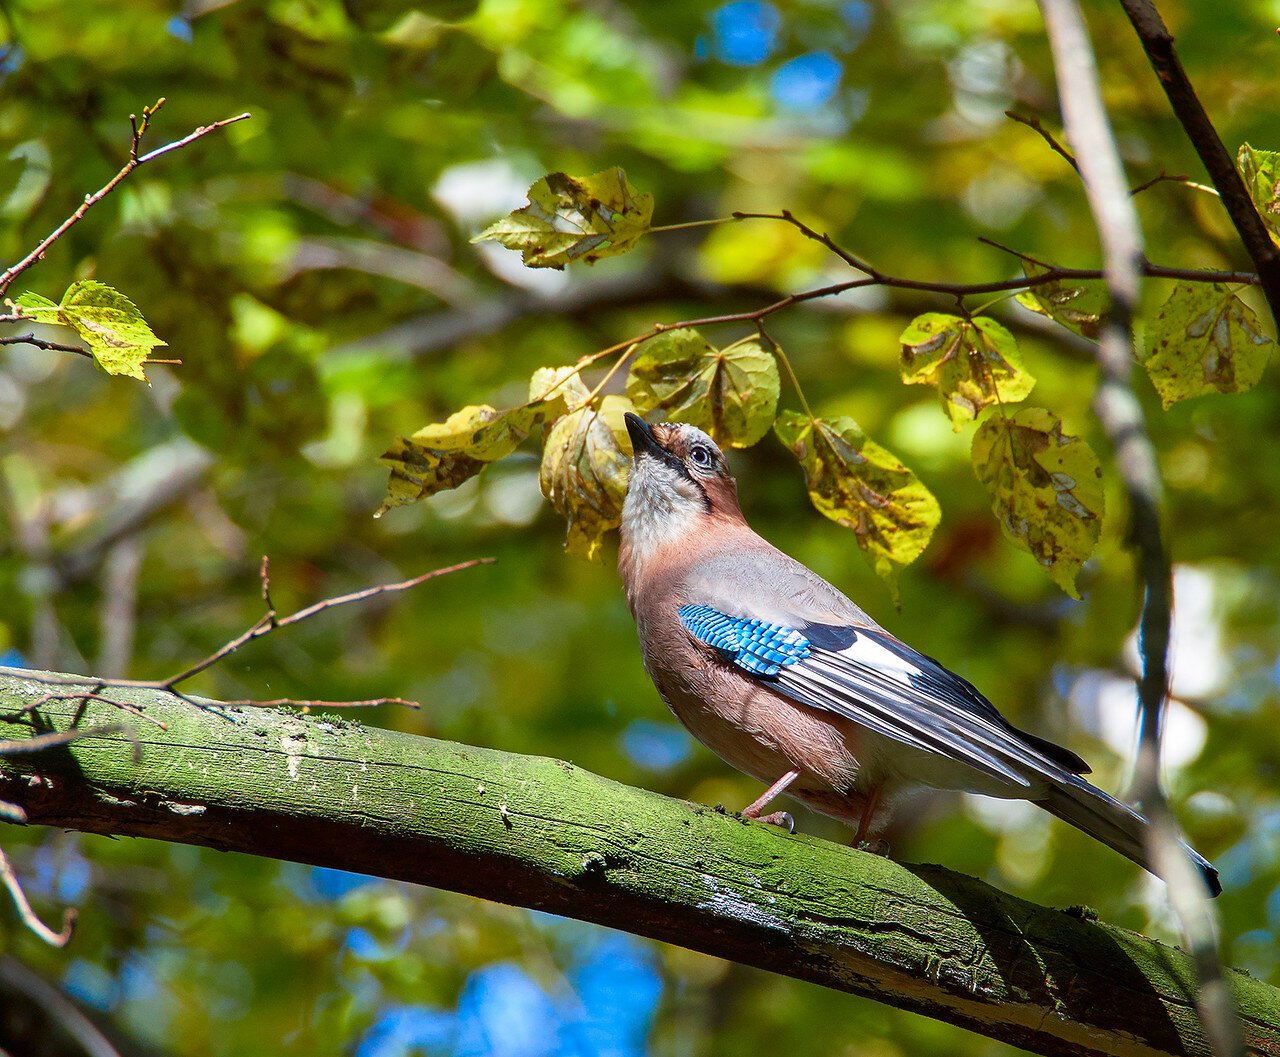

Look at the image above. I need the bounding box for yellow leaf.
[472,168,654,270]
[529,364,590,405]
[377,399,562,515]
[774,411,940,589]
[17,281,164,382]
[1143,283,1274,408]
[539,394,635,561]
[626,329,780,447]
[899,313,1035,428]
[971,408,1103,598]
[1015,264,1107,339]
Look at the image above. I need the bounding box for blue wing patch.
[678,604,811,677]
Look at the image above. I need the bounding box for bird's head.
[620,412,744,563]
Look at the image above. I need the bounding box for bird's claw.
[753,810,795,833]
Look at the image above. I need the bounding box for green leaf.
[626,329,780,447]
[971,408,1103,598]
[1237,144,1280,246]
[1015,264,1108,339]
[471,168,654,269]
[539,394,635,562]
[32,280,166,381]
[773,411,940,589]
[899,313,1035,428]
[15,283,164,380]
[1143,283,1275,408]
[13,291,59,314]
[377,399,563,515]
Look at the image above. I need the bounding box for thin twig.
[651,259,1254,330]
[539,256,1257,407]
[977,237,1056,270]
[0,334,92,357]
[157,557,495,689]
[1039,2,1241,1056]
[1129,172,1219,198]
[0,955,124,1057]
[0,800,26,823]
[219,697,419,710]
[732,210,878,273]
[1005,110,1081,171]
[0,847,76,948]
[1007,111,1221,200]
[18,692,167,730]
[1118,0,1280,326]
[0,724,122,755]
[0,108,251,296]
[0,558,494,711]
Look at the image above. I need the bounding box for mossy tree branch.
[0,673,1276,1057]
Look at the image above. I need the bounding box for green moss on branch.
[0,671,1275,1057]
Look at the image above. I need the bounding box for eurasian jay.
[619,412,1220,896]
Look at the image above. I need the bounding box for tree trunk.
[0,671,1275,1057]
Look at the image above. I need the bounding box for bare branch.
[0,557,495,712]
[1038,1,1241,1055]
[156,556,496,690]
[1130,172,1219,198]
[1006,111,1219,199]
[0,725,123,755]
[0,955,124,1057]
[731,210,879,273]
[0,847,76,948]
[0,333,92,357]
[17,692,167,730]
[218,697,419,711]
[647,260,1255,333]
[1118,0,1280,325]
[1006,109,1080,171]
[0,108,251,296]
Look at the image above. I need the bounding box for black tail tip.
[1202,862,1223,899]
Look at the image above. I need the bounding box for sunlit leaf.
[471,168,654,269]
[378,399,563,515]
[971,408,1103,598]
[540,394,635,561]
[626,329,780,447]
[1142,283,1274,408]
[1237,143,1280,246]
[13,291,59,315]
[773,411,940,589]
[1016,264,1108,339]
[899,313,1035,428]
[529,364,590,405]
[17,281,165,381]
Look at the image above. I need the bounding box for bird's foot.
[746,810,795,833]
[856,838,890,856]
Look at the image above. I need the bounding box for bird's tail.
[1039,777,1221,897]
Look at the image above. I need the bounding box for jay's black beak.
[624,412,666,461]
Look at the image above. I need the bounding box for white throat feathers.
[620,457,707,566]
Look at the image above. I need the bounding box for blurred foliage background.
[0,0,1277,1054]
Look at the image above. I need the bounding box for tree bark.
[0,671,1275,1057]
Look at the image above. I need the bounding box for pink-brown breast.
[627,542,878,827]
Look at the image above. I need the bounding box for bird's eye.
[689,444,715,470]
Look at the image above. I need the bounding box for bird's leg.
[741,768,801,833]
[853,785,888,853]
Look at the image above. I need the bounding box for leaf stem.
[574,345,640,410]
[764,331,816,423]
[969,290,1024,317]
[647,218,736,234]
